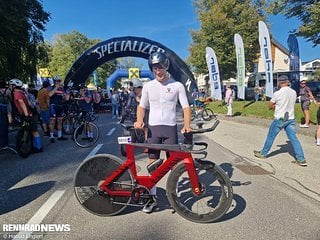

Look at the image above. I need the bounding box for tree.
[188,0,267,80]
[0,0,50,81]
[268,0,320,46]
[36,41,52,69]
[48,31,117,87]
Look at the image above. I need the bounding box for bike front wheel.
[73,122,99,148]
[201,108,215,121]
[166,161,233,223]
[74,154,134,216]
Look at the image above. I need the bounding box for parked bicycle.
[73,110,99,148]
[73,120,233,223]
[191,101,215,121]
[62,100,80,135]
[15,117,33,158]
[15,114,44,158]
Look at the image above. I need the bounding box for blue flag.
[287,34,300,92]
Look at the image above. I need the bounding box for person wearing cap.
[37,81,51,136]
[298,79,315,128]
[134,51,191,213]
[120,79,143,122]
[48,76,68,143]
[254,75,307,167]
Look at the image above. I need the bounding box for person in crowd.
[199,88,206,98]
[0,80,12,125]
[134,51,191,213]
[254,75,306,167]
[120,79,148,142]
[119,86,129,116]
[121,80,142,121]
[110,89,120,119]
[92,88,102,114]
[11,78,42,153]
[225,84,233,117]
[260,86,266,101]
[117,88,125,117]
[62,86,73,113]
[27,83,38,98]
[128,81,134,93]
[298,79,315,128]
[77,84,94,141]
[254,86,260,102]
[37,81,50,136]
[191,88,199,105]
[48,76,68,143]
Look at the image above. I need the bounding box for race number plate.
[117,136,132,144]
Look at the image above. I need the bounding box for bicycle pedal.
[147,159,164,174]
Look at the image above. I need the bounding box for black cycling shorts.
[50,104,65,118]
[147,125,178,159]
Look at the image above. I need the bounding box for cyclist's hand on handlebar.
[181,125,192,133]
[134,121,144,129]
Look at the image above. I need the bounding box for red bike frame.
[99,143,202,197]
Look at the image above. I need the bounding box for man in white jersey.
[134,51,191,213]
[253,75,306,166]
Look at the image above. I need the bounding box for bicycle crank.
[131,186,150,205]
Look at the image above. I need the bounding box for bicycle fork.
[183,155,204,196]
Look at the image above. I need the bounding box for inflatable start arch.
[64,36,197,103]
[106,69,154,92]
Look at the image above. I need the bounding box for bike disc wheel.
[16,128,33,158]
[74,154,134,216]
[201,109,215,121]
[166,161,233,223]
[73,122,99,148]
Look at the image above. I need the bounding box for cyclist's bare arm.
[181,106,191,133]
[17,99,30,117]
[134,105,145,129]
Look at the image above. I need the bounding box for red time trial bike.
[73,120,233,223]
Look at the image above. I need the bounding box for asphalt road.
[0,112,319,240]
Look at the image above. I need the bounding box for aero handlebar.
[183,120,220,145]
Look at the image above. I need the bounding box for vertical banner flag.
[205,47,222,100]
[258,21,273,98]
[234,33,246,100]
[287,34,300,92]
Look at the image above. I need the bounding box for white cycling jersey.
[139,78,189,126]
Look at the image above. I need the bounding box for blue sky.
[42,0,319,68]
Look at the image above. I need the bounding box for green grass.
[208,100,319,125]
